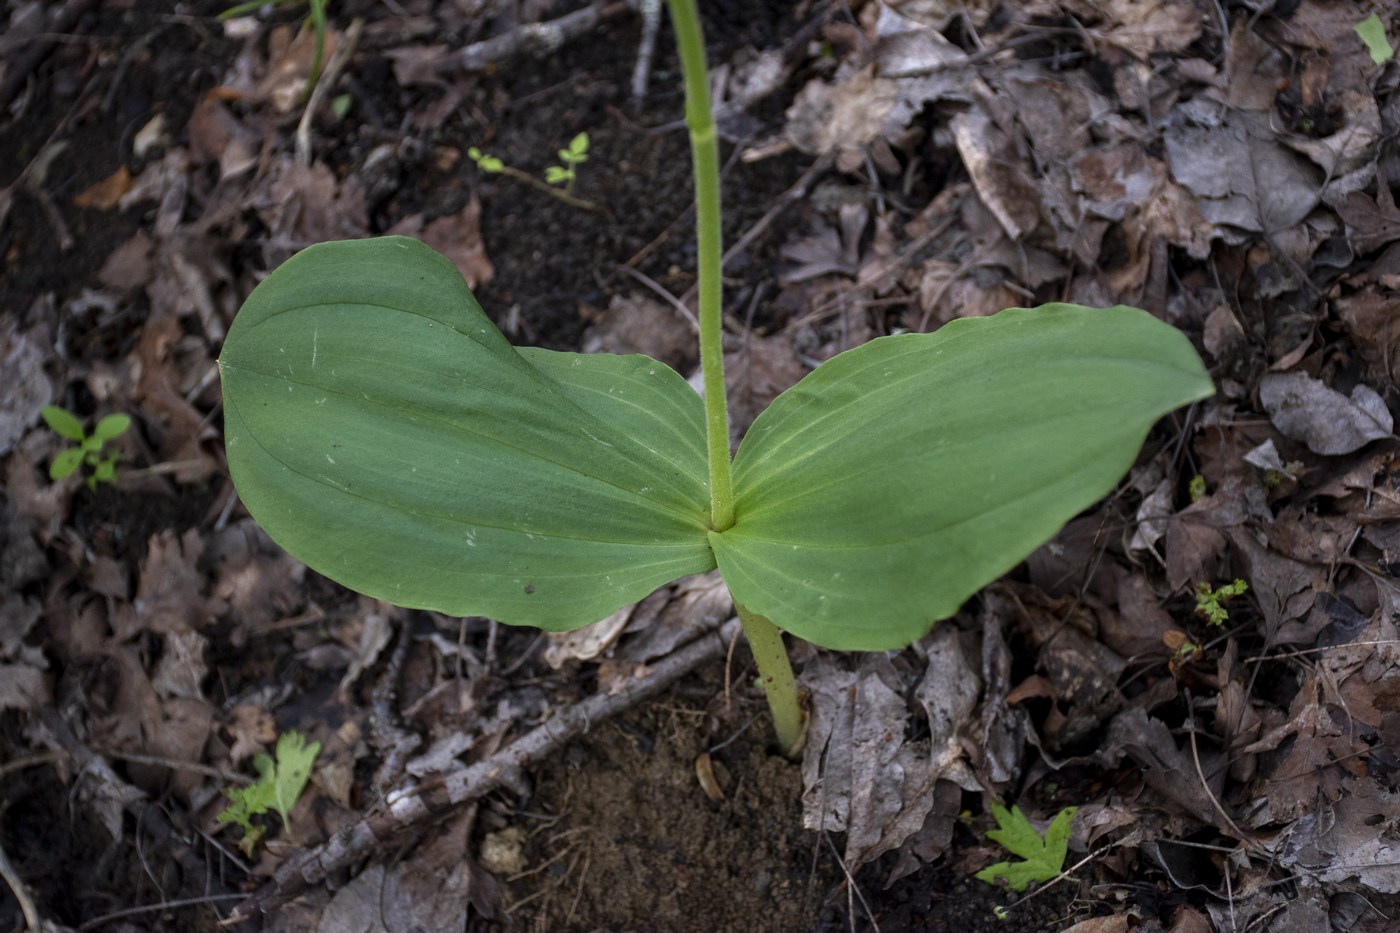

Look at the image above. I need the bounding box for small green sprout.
[217,730,321,856]
[543,132,590,190]
[975,802,1077,892]
[1187,474,1206,502]
[1356,14,1394,65]
[468,132,598,212]
[1194,578,1248,626]
[42,405,131,491]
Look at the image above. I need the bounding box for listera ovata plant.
[218,0,1214,755]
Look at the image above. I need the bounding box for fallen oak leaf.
[1259,371,1393,455]
[976,802,1077,892]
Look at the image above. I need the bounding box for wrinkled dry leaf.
[952,107,1041,240]
[785,66,896,161]
[339,607,394,692]
[0,663,48,711]
[579,292,694,371]
[544,605,631,669]
[0,320,52,458]
[151,628,209,701]
[1164,106,1321,235]
[73,166,133,210]
[122,529,209,639]
[1258,371,1393,455]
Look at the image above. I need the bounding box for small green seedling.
[218,0,1212,754]
[217,730,321,856]
[468,132,598,212]
[1194,578,1248,626]
[975,802,1077,892]
[1356,14,1394,65]
[42,405,131,491]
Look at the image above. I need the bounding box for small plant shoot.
[217,730,321,856]
[1194,578,1249,626]
[468,131,596,211]
[976,802,1077,892]
[42,404,131,491]
[218,0,1212,753]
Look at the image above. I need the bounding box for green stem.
[494,165,603,214]
[665,0,733,533]
[667,0,803,757]
[736,602,805,756]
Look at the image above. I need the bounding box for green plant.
[468,131,597,212]
[219,0,329,103]
[1356,14,1395,65]
[217,730,321,856]
[41,405,131,491]
[218,0,1212,754]
[1194,578,1248,626]
[975,802,1077,892]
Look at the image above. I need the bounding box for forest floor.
[3,1,1400,931]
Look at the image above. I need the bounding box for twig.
[615,264,701,333]
[630,0,663,110]
[225,621,733,923]
[76,894,246,932]
[0,835,46,932]
[441,2,631,74]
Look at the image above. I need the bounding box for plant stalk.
[665,0,733,533]
[667,0,804,756]
[735,603,805,756]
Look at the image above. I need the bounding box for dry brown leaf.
[579,292,694,371]
[72,165,133,210]
[151,628,209,701]
[725,333,805,439]
[1164,107,1321,236]
[226,704,278,766]
[784,66,897,162]
[0,319,53,458]
[1096,0,1203,61]
[1259,371,1393,455]
[0,663,49,712]
[1063,916,1132,933]
[187,93,259,180]
[126,529,209,638]
[97,231,155,291]
[951,107,1041,240]
[210,519,305,639]
[256,22,339,114]
[258,158,369,250]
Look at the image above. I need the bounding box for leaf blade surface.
[711,304,1213,649]
[220,237,713,630]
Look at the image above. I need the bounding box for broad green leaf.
[41,405,86,442]
[710,304,1213,650]
[92,413,132,443]
[49,447,84,481]
[220,237,713,630]
[975,803,1077,891]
